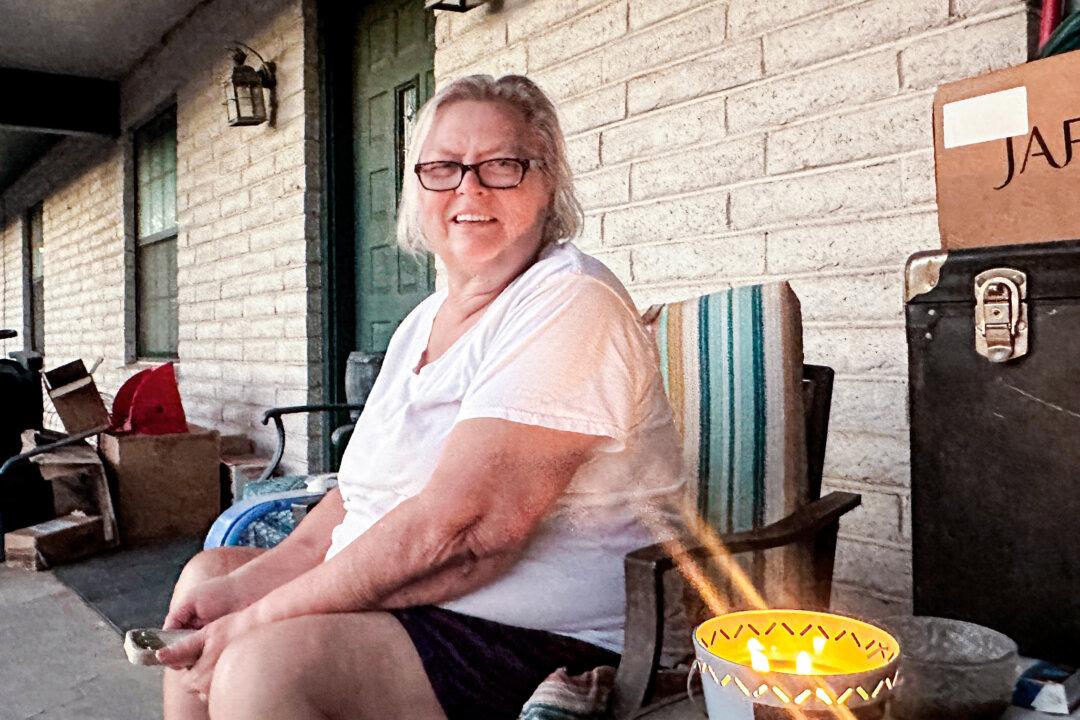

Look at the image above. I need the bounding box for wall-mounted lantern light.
[223,43,276,127]
[424,0,487,11]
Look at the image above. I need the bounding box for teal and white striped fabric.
[517,666,615,720]
[647,282,808,534]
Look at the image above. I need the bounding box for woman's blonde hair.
[395,74,583,254]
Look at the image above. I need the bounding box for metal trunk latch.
[974,268,1028,362]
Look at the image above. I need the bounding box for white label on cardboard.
[942,86,1029,149]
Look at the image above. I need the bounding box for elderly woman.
[160,74,684,720]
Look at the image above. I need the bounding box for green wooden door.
[354,0,436,353]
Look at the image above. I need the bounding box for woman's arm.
[162,487,347,631]
[244,417,602,625]
[225,486,347,604]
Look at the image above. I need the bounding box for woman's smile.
[417,99,552,284]
[450,212,497,225]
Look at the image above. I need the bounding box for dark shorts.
[390,605,620,720]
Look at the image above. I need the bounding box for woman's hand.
[163,575,247,630]
[157,609,259,700]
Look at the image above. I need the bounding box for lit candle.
[741,640,847,675]
[796,651,813,674]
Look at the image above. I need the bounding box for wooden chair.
[611,366,859,717]
[611,283,860,718]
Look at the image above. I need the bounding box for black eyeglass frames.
[413,158,541,191]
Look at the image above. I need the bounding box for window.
[25,202,45,356]
[134,107,178,358]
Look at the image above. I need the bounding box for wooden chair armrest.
[625,491,860,572]
[611,491,861,719]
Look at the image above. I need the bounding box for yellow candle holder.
[691,609,901,720]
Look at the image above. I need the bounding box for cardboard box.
[99,424,221,544]
[43,360,111,434]
[933,49,1080,250]
[4,513,107,571]
[22,431,119,543]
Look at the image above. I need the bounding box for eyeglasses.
[413,158,540,191]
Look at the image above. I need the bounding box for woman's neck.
[440,245,543,322]
[440,272,511,326]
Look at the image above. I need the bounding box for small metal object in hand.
[124,628,195,666]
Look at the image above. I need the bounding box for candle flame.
[813,635,827,654]
[796,651,813,675]
[750,649,771,672]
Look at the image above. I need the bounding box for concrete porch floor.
[0,565,161,720]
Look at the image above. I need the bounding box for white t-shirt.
[327,241,685,652]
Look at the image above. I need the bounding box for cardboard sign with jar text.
[933,50,1080,250]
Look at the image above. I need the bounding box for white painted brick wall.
[598,95,727,165]
[727,52,900,133]
[433,0,1032,616]
[603,190,728,246]
[766,95,934,174]
[763,0,948,73]
[0,212,25,355]
[0,139,126,394]
[631,134,764,199]
[625,40,763,114]
[600,3,728,81]
[900,11,1030,90]
[530,2,627,71]
[0,0,321,472]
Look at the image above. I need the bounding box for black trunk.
[907,239,1080,665]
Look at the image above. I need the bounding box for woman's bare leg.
[208,612,447,720]
[163,546,266,720]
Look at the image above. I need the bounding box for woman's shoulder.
[513,242,639,316]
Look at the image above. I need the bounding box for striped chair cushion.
[646,282,808,534]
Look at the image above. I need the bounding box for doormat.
[51,536,201,634]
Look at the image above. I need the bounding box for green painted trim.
[316,0,358,470]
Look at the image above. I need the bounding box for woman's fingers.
[179,634,221,698]
[156,629,204,669]
[165,577,238,631]
[161,606,191,630]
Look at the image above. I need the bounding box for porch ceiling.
[0,0,206,194]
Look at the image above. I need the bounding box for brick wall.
[0,0,321,470]
[0,204,25,351]
[0,138,122,390]
[432,0,1033,616]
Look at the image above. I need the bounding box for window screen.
[134,108,178,358]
